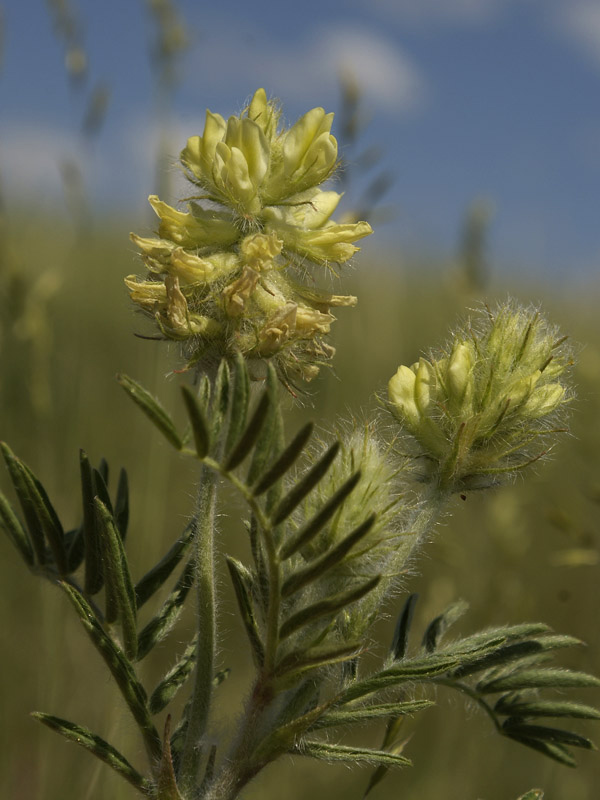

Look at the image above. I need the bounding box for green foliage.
[2,347,598,799]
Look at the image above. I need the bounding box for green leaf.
[279,575,381,640]
[224,386,271,472]
[58,581,161,761]
[149,636,198,715]
[422,599,469,652]
[226,556,264,668]
[280,471,361,560]
[451,640,545,679]
[114,468,130,540]
[340,653,460,704]
[93,467,114,517]
[135,520,194,608]
[298,740,411,768]
[271,441,341,527]
[495,698,600,721]
[391,594,419,661]
[502,721,595,750]
[32,713,152,795]
[274,642,363,683]
[1,443,66,572]
[516,791,544,800]
[136,558,195,660]
[117,374,183,450]
[252,422,314,496]
[65,526,85,573]
[0,491,34,566]
[80,451,104,595]
[452,634,584,679]
[212,358,231,438]
[225,352,250,456]
[454,624,552,655]
[246,365,280,486]
[95,498,137,659]
[181,384,211,458]
[313,699,434,730]
[504,732,577,767]
[478,668,600,695]
[281,513,376,598]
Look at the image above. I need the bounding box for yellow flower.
[128,89,372,383]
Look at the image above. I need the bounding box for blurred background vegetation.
[1,2,600,799]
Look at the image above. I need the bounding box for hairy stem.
[178,464,218,796]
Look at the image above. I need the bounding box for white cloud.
[554,2,600,66]
[189,24,426,115]
[0,124,84,200]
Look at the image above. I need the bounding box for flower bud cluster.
[387,303,572,492]
[287,427,413,643]
[126,89,372,383]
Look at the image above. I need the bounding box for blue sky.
[3,0,600,279]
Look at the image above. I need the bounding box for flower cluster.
[387,303,572,492]
[126,89,372,383]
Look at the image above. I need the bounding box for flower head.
[387,303,573,492]
[127,89,371,384]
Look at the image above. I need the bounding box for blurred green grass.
[1,215,600,799]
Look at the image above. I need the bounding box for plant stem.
[178,463,218,797]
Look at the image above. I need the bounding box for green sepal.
[114,468,130,540]
[502,721,595,750]
[224,385,271,471]
[95,498,138,658]
[495,698,600,721]
[477,668,600,695]
[313,699,434,730]
[156,715,185,800]
[516,792,544,800]
[181,384,211,458]
[1,443,66,571]
[226,556,264,667]
[422,599,469,652]
[253,422,314,496]
[0,491,34,566]
[279,575,381,640]
[117,374,183,450]
[281,513,375,598]
[280,470,361,560]
[57,581,161,761]
[136,558,195,660]
[271,441,340,527]
[135,520,194,608]
[32,712,152,795]
[225,352,250,456]
[391,593,419,661]
[80,451,104,595]
[149,636,198,715]
[298,740,411,768]
[246,365,280,485]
